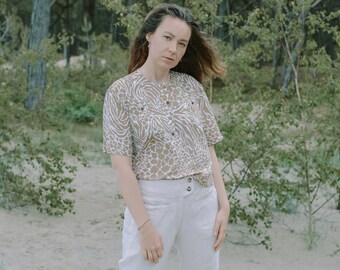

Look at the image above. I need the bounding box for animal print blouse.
[103,70,223,187]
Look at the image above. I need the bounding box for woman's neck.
[139,63,170,84]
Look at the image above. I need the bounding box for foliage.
[69,34,129,94]
[52,35,129,124]
[97,0,340,248]
[0,8,128,212]
[216,93,302,248]
[51,83,101,123]
[215,0,339,248]
[331,243,340,257]
[1,0,339,248]
[0,35,86,215]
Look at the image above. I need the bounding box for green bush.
[0,104,83,215]
[51,84,101,124]
[50,37,129,125]
[215,2,339,248]
[0,30,129,214]
[0,36,86,215]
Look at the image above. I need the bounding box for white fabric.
[119,177,219,270]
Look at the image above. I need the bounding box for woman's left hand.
[213,208,229,251]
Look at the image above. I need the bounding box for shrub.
[0,36,86,215]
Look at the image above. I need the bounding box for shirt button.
[188,178,192,182]
[171,132,175,136]
[166,101,170,105]
[187,186,191,192]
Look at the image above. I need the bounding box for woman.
[103,3,230,270]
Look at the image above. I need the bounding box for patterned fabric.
[103,70,223,186]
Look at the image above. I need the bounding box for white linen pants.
[118,176,219,270]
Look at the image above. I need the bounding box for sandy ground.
[0,165,339,270]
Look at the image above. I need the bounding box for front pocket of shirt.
[128,101,170,141]
[183,97,200,113]
[127,101,152,139]
[176,97,203,131]
[128,102,149,121]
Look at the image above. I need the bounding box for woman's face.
[146,15,191,70]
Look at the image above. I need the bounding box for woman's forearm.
[208,146,230,212]
[111,156,149,227]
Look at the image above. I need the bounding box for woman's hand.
[111,155,164,262]
[213,207,229,251]
[208,145,230,252]
[139,221,164,263]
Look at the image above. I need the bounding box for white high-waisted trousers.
[118,176,219,270]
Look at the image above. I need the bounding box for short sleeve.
[102,85,132,156]
[199,87,223,145]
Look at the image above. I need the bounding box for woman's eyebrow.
[164,31,189,42]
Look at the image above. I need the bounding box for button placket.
[165,98,176,137]
[162,90,179,143]
[186,177,193,193]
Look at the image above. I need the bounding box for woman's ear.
[146,33,153,42]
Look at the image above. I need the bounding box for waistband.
[138,176,212,198]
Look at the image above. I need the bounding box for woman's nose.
[168,41,177,53]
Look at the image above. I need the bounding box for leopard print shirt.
[103,70,223,187]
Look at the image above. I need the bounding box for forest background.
[0,0,339,257]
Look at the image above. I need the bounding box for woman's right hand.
[110,156,164,263]
[139,221,164,263]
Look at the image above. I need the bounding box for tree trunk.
[26,0,51,110]
[281,0,323,96]
[225,0,236,50]
[270,3,283,88]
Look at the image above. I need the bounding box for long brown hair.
[128,3,225,83]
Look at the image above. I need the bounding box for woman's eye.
[179,42,186,47]
[164,36,171,40]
